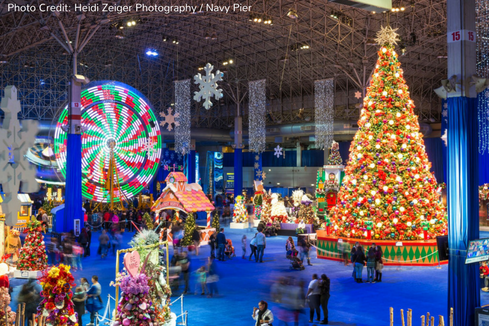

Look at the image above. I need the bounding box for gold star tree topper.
[375,26,400,46]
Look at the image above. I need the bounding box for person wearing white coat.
[252,300,274,326]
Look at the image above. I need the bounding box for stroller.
[286,249,305,270]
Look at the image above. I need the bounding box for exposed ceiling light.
[211,32,217,40]
[204,32,211,40]
[146,49,158,56]
[287,9,298,19]
[115,30,125,39]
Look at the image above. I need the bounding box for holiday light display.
[37,264,78,326]
[54,82,162,203]
[329,26,448,241]
[181,213,196,246]
[328,141,343,165]
[0,275,15,325]
[17,220,47,271]
[233,196,248,223]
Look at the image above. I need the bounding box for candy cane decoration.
[206,211,211,229]
[167,224,173,244]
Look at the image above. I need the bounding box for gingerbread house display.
[152,172,215,244]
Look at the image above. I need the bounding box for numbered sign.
[447,30,476,43]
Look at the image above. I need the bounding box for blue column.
[234,148,243,198]
[62,133,82,233]
[187,150,196,183]
[447,97,480,325]
[253,153,262,181]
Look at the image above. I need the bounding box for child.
[242,235,247,259]
[194,266,207,295]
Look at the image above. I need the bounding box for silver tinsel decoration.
[315,78,335,150]
[248,79,266,153]
[174,79,191,155]
[477,0,489,153]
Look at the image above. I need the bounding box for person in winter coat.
[216,228,227,261]
[366,244,376,283]
[192,228,201,256]
[209,232,216,259]
[354,245,366,283]
[319,274,330,324]
[350,242,359,279]
[86,275,103,326]
[249,233,258,261]
[252,300,274,326]
[72,286,87,326]
[375,244,384,282]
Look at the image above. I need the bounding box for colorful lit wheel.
[54,81,162,203]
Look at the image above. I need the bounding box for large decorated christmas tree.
[330,26,447,241]
[17,220,48,271]
[37,264,78,326]
[261,195,272,223]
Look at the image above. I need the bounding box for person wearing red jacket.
[480,261,489,291]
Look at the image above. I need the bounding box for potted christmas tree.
[37,264,78,326]
[17,220,48,271]
[180,213,196,246]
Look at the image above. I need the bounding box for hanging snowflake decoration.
[261,171,266,180]
[159,108,180,131]
[193,63,223,110]
[254,162,260,169]
[255,169,262,177]
[441,129,448,146]
[354,91,362,99]
[274,145,283,158]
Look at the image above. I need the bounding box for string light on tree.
[329,26,447,241]
[175,80,191,155]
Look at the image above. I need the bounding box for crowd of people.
[349,242,384,283]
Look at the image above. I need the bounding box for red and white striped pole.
[206,211,211,229]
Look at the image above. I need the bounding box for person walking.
[252,300,274,326]
[241,235,247,259]
[209,232,217,259]
[79,228,89,257]
[73,286,87,326]
[177,251,191,294]
[375,244,384,282]
[192,228,201,256]
[255,228,266,263]
[319,274,330,324]
[86,275,103,326]
[366,244,376,284]
[299,236,313,266]
[249,233,258,261]
[216,228,227,261]
[86,225,92,257]
[206,257,219,297]
[306,274,321,323]
[98,230,110,259]
[350,242,359,279]
[354,245,366,283]
[17,279,42,326]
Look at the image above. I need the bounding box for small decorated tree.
[298,195,317,225]
[211,211,220,230]
[0,274,15,325]
[17,220,48,271]
[37,264,78,326]
[143,212,154,229]
[328,141,343,165]
[180,213,196,246]
[233,195,248,223]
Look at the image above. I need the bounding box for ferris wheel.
[54,81,162,204]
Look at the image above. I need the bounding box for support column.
[187,140,196,184]
[234,116,243,198]
[296,142,302,167]
[62,77,83,233]
[446,0,480,324]
[254,153,263,182]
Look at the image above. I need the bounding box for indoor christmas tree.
[330,26,447,241]
[328,141,343,165]
[232,195,248,223]
[143,212,154,229]
[17,220,48,271]
[180,213,196,246]
[211,210,220,230]
[37,264,78,326]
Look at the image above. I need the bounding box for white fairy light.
[315,78,335,150]
[174,79,191,155]
[249,79,267,153]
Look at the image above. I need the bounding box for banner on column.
[254,153,263,181]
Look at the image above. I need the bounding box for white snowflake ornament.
[441,129,447,146]
[193,63,223,110]
[0,86,39,225]
[274,145,283,158]
[159,108,180,131]
[354,91,362,99]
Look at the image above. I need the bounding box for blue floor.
[10,225,489,326]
